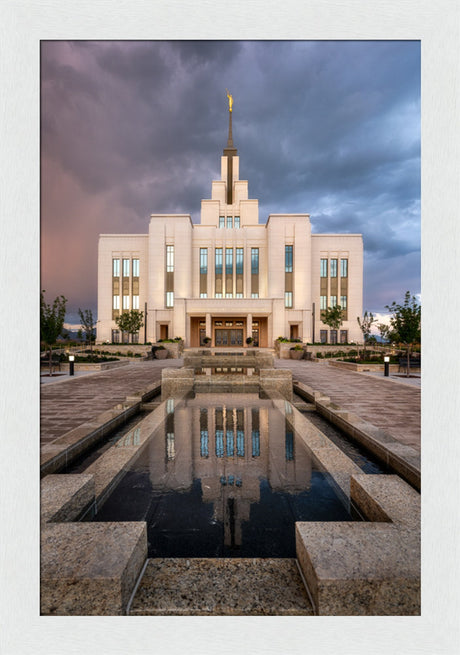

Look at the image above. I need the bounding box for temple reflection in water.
[147,394,313,549]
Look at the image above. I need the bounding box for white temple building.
[97,97,363,347]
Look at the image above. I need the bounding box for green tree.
[115,310,144,343]
[321,305,343,354]
[78,308,96,360]
[385,291,421,377]
[377,323,390,344]
[357,311,377,359]
[40,290,67,376]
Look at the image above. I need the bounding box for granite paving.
[275,360,420,452]
[40,360,182,445]
[129,558,313,615]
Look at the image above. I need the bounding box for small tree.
[78,308,96,360]
[357,311,377,360]
[40,290,67,376]
[115,310,144,343]
[377,323,390,345]
[385,291,421,377]
[321,305,343,355]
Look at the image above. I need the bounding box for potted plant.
[290,344,304,360]
[154,345,168,359]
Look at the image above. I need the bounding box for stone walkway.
[40,360,182,445]
[275,360,421,452]
[40,358,421,453]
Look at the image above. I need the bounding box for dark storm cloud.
[40,40,420,321]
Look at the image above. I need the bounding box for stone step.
[129,557,313,616]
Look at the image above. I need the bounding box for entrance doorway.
[290,324,299,340]
[160,324,169,340]
[215,329,244,346]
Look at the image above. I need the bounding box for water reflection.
[94,394,352,557]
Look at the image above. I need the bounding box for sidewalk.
[40,359,182,445]
[275,359,421,452]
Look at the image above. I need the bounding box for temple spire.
[223,90,237,204]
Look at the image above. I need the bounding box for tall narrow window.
[235,247,243,298]
[166,246,174,272]
[330,295,337,307]
[340,258,348,277]
[320,258,328,277]
[132,258,139,277]
[285,245,293,307]
[112,259,120,277]
[215,248,223,297]
[113,295,119,310]
[225,248,233,297]
[226,215,232,229]
[330,259,337,277]
[200,248,207,298]
[123,258,130,277]
[123,295,129,309]
[234,215,240,228]
[165,245,174,307]
[251,248,259,298]
[320,295,327,310]
[219,216,225,228]
[340,295,347,309]
[132,295,139,309]
[112,259,120,319]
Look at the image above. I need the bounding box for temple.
[97,95,363,346]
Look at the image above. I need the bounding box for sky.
[40,40,421,329]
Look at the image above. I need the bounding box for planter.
[155,349,168,359]
[290,350,304,360]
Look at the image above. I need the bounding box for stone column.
[205,313,211,343]
[246,313,252,345]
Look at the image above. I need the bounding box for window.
[215,293,223,298]
[226,248,233,275]
[341,258,348,277]
[226,215,232,229]
[215,248,223,275]
[234,215,240,228]
[330,295,337,307]
[132,295,139,309]
[166,245,174,272]
[166,291,174,307]
[340,330,348,344]
[122,258,130,277]
[236,248,243,275]
[111,329,120,343]
[330,259,337,277]
[226,293,233,298]
[123,295,129,309]
[320,330,328,343]
[340,295,347,309]
[219,216,225,228]
[200,248,207,274]
[132,259,139,277]
[320,259,328,277]
[113,295,119,309]
[320,295,327,310]
[285,245,293,273]
[251,248,259,274]
[236,293,243,298]
[330,330,338,344]
[285,292,293,308]
[200,293,207,298]
[251,293,259,298]
[112,259,120,277]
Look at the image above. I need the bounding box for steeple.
[223,90,237,205]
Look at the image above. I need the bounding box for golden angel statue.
[226,89,233,112]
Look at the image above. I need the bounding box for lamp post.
[384,356,390,377]
[69,354,75,376]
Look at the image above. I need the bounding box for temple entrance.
[215,329,244,346]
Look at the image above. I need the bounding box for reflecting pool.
[90,394,354,557]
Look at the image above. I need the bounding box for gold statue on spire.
[226,89,233,112]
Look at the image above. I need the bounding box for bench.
[40,355,62,371]
[398,358,421,372]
